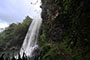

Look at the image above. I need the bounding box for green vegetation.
[0,16,32,50]
[0,0,90,60]
[40,0,90,60]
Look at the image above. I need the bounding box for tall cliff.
[39,0,90,60]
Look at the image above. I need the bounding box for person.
[22,52,27,60]
[17,53,22,60]
[12,56,16,60]
[0,53,5,60]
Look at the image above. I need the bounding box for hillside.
[0,16,32,51]
[39,0,90,60]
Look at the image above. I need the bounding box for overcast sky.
[0,0,41,28]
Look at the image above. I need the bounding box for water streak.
[20,18,42,58]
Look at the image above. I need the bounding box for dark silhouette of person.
[0,53,5,60]
[17,53,22,60]
[22,52,27,60]
[12,56,16,60]
[5,57,8,60]
[11,52,16,60]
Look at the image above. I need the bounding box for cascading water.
[20,18,42,58]
[19,0,42,58]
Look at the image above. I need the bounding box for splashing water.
[20,18,42,58]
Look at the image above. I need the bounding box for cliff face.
[39,0,90,60]
[41,0,63,42]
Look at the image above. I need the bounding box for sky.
[0,0,41,28]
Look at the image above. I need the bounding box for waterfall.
[20,18,42,58]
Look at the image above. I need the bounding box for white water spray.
[20,18,42,57]
[20,0,42,58]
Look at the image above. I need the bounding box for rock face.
[39,0,90,60]
[41,0,63,42]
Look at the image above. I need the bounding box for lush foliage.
[40,0,90,60]
[0,0,90,60]
[0,16,32,50]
